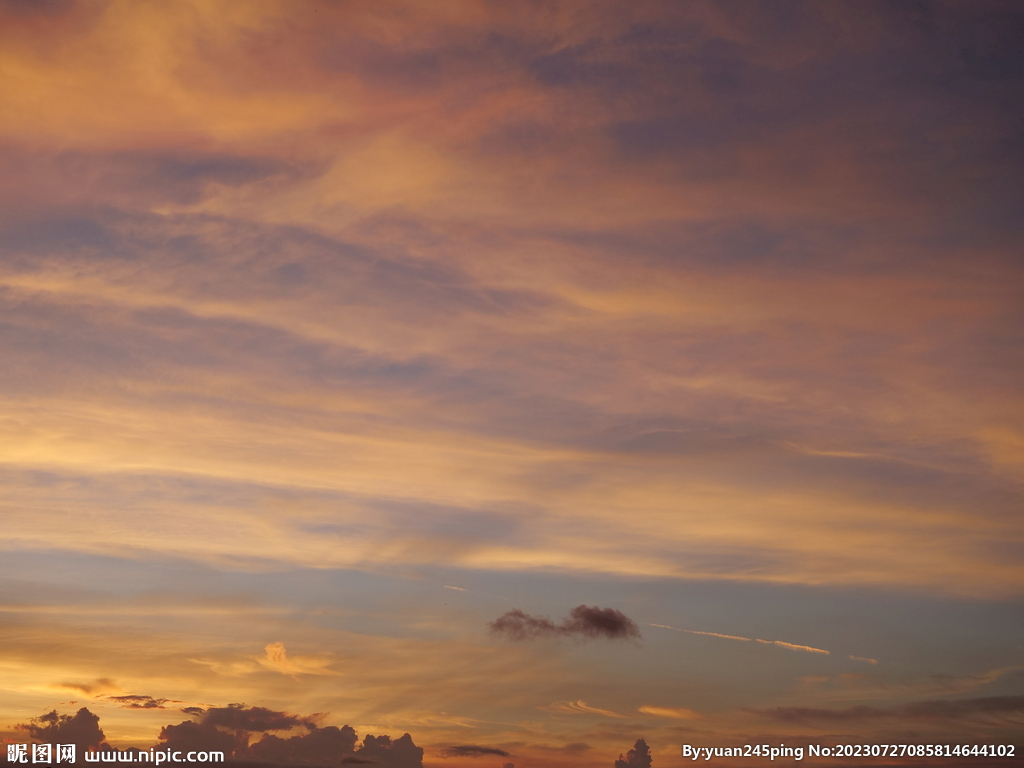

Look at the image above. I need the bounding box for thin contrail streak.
[648,623,831,655]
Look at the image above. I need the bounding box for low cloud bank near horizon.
[11,706,661,768]
[14,705,423,768]
[441,744,511,758]
[489,605,642,642]
[756,695,1024,726]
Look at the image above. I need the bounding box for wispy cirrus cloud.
[540,701,625,719]
[637,705,700,720]
[649,623,829,655]
[754,639,829,655]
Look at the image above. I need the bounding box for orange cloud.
[256,642,338,677]
[638,705,701,720]
[1,1,1022,761]
[755,639,830,655]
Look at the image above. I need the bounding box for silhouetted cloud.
[248,725,358,765]
[441,745,511,757]
[352,734,423,768]
[107,695,174,709]
[201,703,316,733]
[614,738,652,768]
[490,605,641,641]
[156,720,241,756]
[155,704,315,757]
[489,609,559,640]
[16,708,109,753]
[13,705,423,768]
[154,708,315,761]
[152,704,424,767]
[562,606,642,640]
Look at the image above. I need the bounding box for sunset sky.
[1,1,1023,766]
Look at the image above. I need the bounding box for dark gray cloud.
[15,704,422,768]
[156,705,424,767]
[351,734,423,768]
[16,708,109,753]
[9,705,423,768]
[157,704,319,756]
[441,744,511,757]
[156,720,241,757]
[489,609,559,640]
[562,605,642,640]
[248,725,358,765]
[106,695,174,709]
[614,738,652,768]
[200,704,315,733]
[489,605,641,641]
